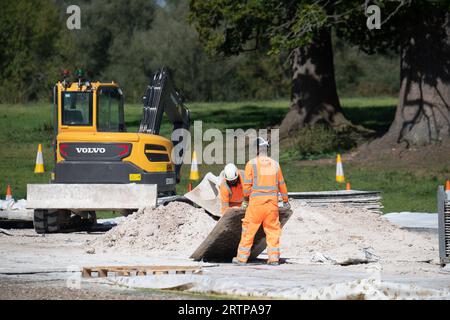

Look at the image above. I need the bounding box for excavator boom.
[139,68,190,181]
[139,68,190,135]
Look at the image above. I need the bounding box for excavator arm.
[139,68,190,182]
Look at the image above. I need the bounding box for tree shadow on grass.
[193,105,287,130]
[343,105,396,137]
[124,103,396,138]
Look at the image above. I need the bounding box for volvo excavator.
[27,68,190,233]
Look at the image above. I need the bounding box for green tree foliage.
[0,0,67,102]
[54,0,156,101]
[188,0,357,133]
[0,0,400,104]
[333,38,399,97]
[58,0,291,102]
[188,0,332,55]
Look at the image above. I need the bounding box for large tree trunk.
[373,9,450,147]
[279,28,351,138]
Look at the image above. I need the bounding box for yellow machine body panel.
[53,80,178,193]
[56,131,174,173]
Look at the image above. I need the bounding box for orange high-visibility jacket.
[220,171,244,214]
[243,156,288,206]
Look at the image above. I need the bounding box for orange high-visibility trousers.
[236,202,281,263]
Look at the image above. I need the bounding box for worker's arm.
[278,166,289,203]
[220,183,230,215]
[243,161,253,202]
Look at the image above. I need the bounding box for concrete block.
[190,207,293,262]
[26,184,157,210]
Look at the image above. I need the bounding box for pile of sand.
[281,200,438,264]
[89,202,216,255]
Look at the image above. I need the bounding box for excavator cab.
[52,68,190,195]
[59,83,124,130]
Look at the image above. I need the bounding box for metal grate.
[145,152,170,162]
[445,201,450,256]
[438,186,450,266]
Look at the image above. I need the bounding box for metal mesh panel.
[438,186,450,266]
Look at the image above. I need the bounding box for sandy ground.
[1,201,449,300]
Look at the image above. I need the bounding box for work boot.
[267,260,280,266]
[232,257,247,266]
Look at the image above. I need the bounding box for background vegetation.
[1,0,446,215]
[0,0,398,104]
[1,97,440,213]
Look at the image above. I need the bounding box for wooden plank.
[190,207,293,262]
[82,268,92,278]
[98,269,108,277]
[81,265,202,278]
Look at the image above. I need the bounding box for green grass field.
[0,97,442,213]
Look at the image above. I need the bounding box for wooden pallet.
[82,265,202,278]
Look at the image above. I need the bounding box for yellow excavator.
[27,68,190,233]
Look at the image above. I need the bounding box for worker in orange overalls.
[220,163,244,215]
[233,137,289,266]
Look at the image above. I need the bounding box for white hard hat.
[256,137,270,148]
[224,163,239,181]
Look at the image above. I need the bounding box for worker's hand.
[241,201,248,210]
[283,202,291,210]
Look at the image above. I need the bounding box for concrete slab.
[190,208,293,262]
[383,212,438,229]
[0,210,33,221]
[184,173,221,217]
[27,184,157,210]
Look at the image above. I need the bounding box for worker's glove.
[283,202,291,210]
[241,201,248,210]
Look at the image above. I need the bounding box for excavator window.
[62,92,92,126]
[97,87,125,132]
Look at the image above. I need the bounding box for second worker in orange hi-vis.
[220,163,244,215]
[233,137,290,266]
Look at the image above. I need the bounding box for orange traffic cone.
[336,154,345,183]
[346,182,351,191]
[34,144,45,173]
[446,180,450,191]
[5,185,12,201]
[187,182,193,192]
[189,151,200,181]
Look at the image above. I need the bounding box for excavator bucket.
[184,172,222,217]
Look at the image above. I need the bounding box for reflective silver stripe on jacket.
[250,192,278,198]
[252,185,277,191]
